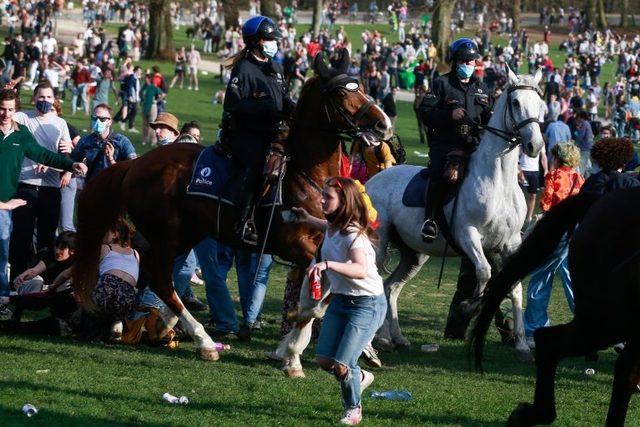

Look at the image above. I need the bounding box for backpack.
[376,133,406,165]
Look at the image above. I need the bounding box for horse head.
[294,49,393,145]
[489,66,545,157]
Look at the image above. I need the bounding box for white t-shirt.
[320,227,383,297]
[14,111,71,188]
[519,149,540,172]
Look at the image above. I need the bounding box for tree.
[512,0,522,34]
[431,0,456,64]
[312,0,323,37]
[223,0,239,30]
[260,0,277,18]
[597,0,607,28]
[146,0,173,60]
[585,0,596,29]
[621,0,629,27]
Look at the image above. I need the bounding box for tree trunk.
[431,0,456,66]
[260,0,276,19]
[585,0,596,29]
[512,0,521,33]
[146,0,173,60]
[223,0,239,30]
[621,0,629,27]
[311,0,323,37]
[596,0,607,28]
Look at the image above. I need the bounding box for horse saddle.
[401,168,457,208]
[186,145,283,208]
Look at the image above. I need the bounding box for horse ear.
[533,67,543,86]
[506,64,518,85]
[337,48,350,75]
[313,52,332,81]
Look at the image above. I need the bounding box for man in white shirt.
[9,81,76,281]
[41,33,58,56]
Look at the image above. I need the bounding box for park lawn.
[4,23,640,425]
[1,261,639,426]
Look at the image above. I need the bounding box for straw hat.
[150,112,180,135]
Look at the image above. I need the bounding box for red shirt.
[307,42,322,59]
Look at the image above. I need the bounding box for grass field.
[2,23,640,426]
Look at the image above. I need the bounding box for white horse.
[367,69,545,360]
[270,69,545,377]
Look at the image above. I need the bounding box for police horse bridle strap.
[321,74,376,136]
[480,84,542,152]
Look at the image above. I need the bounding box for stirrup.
[421,219,438,242]
[240,220,258,246]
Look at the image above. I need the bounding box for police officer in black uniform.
[222,16,295,245]
[419,38,493,242]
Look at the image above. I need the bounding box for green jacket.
[0,122,74,202]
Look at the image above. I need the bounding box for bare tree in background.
[585,0,596,29]
[597,0,607,28]
[223,0,240,29]
[512,0,522,34]
[146,0,173,59]
[620,0,629,27]
[312,0,323,37]
[261,0,277,18]
[431,0,456,64]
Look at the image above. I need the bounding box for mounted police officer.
[221,16,295,245]
[419,38,493,242]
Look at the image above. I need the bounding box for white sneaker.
[119,122,125,131]
[190,273,204,286]
[129,128,140,133]
[360,370,374,391]
[339,406,362,425]
[526,336,536,350]
[188,86,192,90]
[361,343,382,368]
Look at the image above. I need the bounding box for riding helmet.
[448,38,481,63]
[242,16,283,45]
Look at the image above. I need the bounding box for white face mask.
[262,40,278,58]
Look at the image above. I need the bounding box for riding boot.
[421,177,444,243]
[237,190,258,246]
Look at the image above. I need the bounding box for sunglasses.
[91,115,111,122]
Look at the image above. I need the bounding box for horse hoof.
[515,348,534,363]
[283,367,305,378]
[507,402,554,427]
[198,347,220,361]
[394,341,411,351]
[375,338,395,352]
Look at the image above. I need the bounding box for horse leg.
[507,321,588,426]
[503,237,533,361]
[147,247,218,361]
[457,227,492,297]
[606,338,640,426]
[378,240,428,351]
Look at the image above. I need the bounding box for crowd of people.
[2,0,640,424]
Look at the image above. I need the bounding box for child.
[293,177,387,426]
[524,142,584,346]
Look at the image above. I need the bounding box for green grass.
[4,24,640,425]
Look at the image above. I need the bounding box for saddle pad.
[402,168,430,207]
[186,145,282,207]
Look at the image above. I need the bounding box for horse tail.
[72,161,132,310]
[468,192,600,372]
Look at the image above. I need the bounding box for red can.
[310,276,322,300]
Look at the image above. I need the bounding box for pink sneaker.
[339,406,362,425]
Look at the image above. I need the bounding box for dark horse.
[468,188,640,426]
[71,51,393,361]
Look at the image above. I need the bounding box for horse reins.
[480,84,542,153]
[321,74,377,137]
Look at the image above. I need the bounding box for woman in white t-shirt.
[293,176,387,426]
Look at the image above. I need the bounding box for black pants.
[9,184,61,282]
[444,255,511,340]
[114,101,137,129]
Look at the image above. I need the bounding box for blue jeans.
[0,209,12,297]
[216,244,273,328]
[59,178,77,232]
[524,234,575,337]
[316,293,387,409]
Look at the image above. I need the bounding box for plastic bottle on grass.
[22,404,38,417]
[369,390,413,401]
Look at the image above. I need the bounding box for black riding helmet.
[448,38,481,63]
[242,16,283,46]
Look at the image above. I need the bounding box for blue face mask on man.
[35,100,53,114]
[92,118,108,134]
[456,63,475,79]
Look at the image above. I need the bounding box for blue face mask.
[92,119,108,134]
[262,40,278,58]
[35,100,53,114]
[456,63,475,79]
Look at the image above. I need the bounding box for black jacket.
[418,72,493,151]
[581,170,640,196]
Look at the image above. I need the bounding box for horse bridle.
[480,84,542,152]
[321,74,376,136]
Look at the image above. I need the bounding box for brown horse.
[71,51,393,361]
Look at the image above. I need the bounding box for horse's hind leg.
[507,321,588,426]
[508,283,533,362]
[378,240,428,351]
[606,338,640,426]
